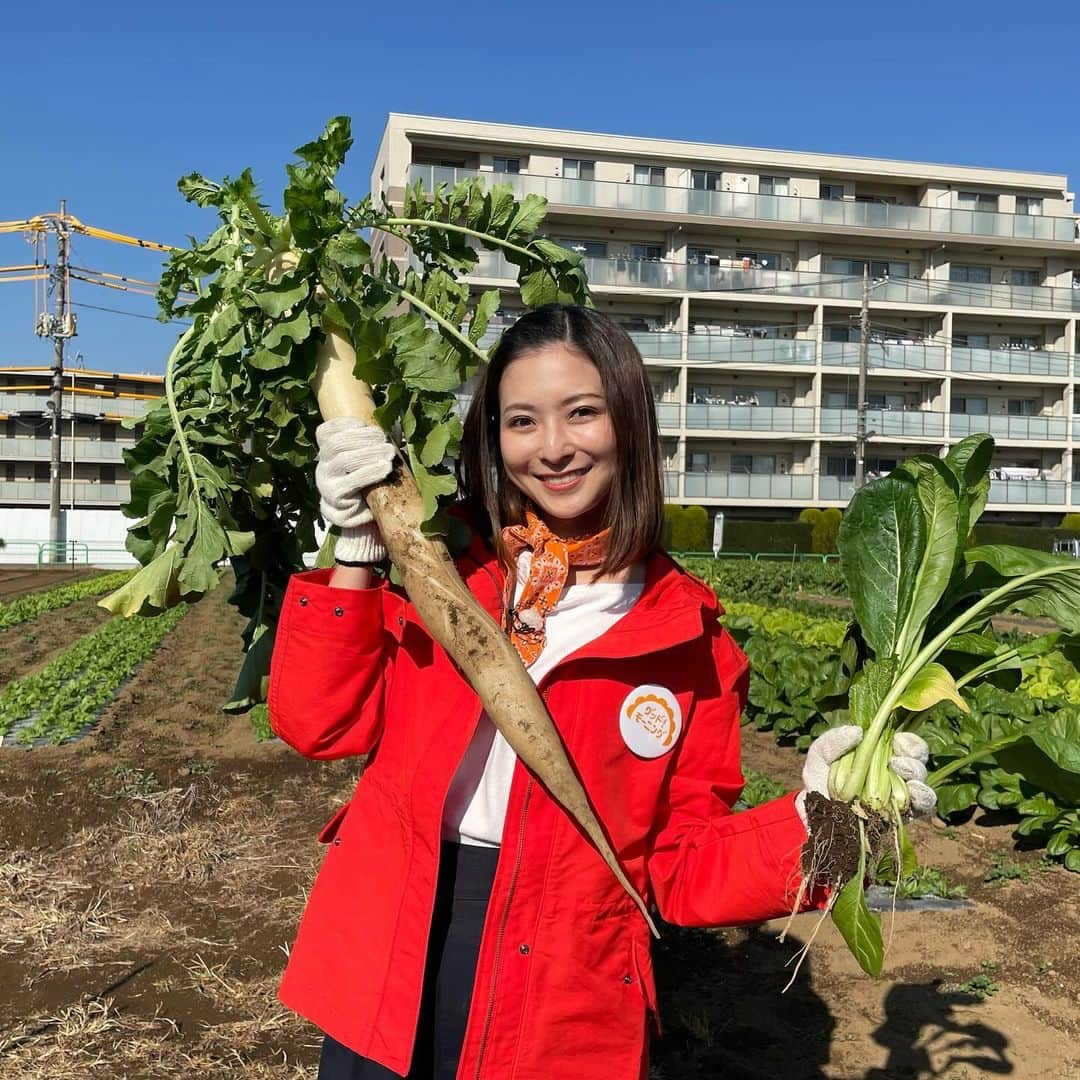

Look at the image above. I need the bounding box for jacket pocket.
[317,802,351,844]
[632,935,662,1037]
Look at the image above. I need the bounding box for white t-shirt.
[441,551,646,848]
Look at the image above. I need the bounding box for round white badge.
[619,684,682,759]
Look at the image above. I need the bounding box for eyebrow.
[501,392,605,414]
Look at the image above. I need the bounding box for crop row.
[679,557,847,605]
[720,602,1080,871]
[0,570,136,631]
[0,605,188,746]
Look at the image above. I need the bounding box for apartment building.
[373,114,1080,523]
[0,366,157,555]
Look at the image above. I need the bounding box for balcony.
[0,481,131,505]
[821,340,946,371]
[629,331,682,359]
[951,347,1070,377]
[950,413,1068,441]
[409,165,1077,243]
[683,471,814,500]
[663,471,680,498]
[653,401,681,429]
[467,249,1080,314]
[820,408,945,438]
[684,404,815,433]
[0,437,130,463]
[0,392,155,419]
[987,478,1066,504]
[687,336,815,365]
[819,476,855,501]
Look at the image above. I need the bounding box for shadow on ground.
[648,924,1013,1080]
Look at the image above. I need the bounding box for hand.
[794,727,937,828]
[316,417,397,564]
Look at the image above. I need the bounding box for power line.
[70,299,188,324]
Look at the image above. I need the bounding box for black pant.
[318,842,499,1080]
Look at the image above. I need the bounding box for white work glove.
[315,417,397,564]
[794,725,937,829]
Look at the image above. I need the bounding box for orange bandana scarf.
[501,507,611,667]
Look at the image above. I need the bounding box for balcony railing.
[951,347,1070,377]
[467,250,1080,314]
[0,392,155,418]
[821,408,945,438]
[628,331,682,359]
[686,336,815,365]
[663,470,680,498]
[684,404,815,432]
[819,476,855,501]
[0,437,130,463]
[683,472,814,500]
[410,165,1077,243]
[987,478,1066,504]
[821,340,946,371]
[950,413,1068,440]
[0,481,131,505]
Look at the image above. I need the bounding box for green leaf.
[831,864,883,977]
[251,279,310,318]
[944,433,994,492]
[263,309,311,350]
[1064,850,1080,872]
[936,782,979,816]
[894,457,960,664]
[469,289,501,345]
[963,546,1080,632]
[519,267,560,308]
[838,476,925,659]
[325,230,371,268]
[98,547,182,617]
[896,662,968,714]
[247,342,293,370]
[505,194,549,243]
[224,622,277,712]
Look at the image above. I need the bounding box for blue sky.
[2,0,1078,375]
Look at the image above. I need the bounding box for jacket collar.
[455,531,718,663]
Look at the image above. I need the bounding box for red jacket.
[268,530,814,1078]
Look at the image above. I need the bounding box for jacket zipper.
[473,778,533,1079]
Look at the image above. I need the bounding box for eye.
[570,405,600,420]
[506,415,534,429]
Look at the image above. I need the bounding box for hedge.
[722,520,815,554]
[971,524,1080,552]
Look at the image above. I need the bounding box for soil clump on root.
[800,792,889,888]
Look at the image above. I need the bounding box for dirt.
[0,566,100,602]
[0,583,1077,1078]
[0,598,112,692]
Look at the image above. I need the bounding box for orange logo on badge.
[619,685,682,759]
[626,694,676,747]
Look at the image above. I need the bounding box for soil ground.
[0,580,1077,1078]
[0,565,100,603]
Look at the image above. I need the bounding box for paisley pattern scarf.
[501,506,611,666]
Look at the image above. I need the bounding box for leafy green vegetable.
[100,116,589,709]
[0,571,135,631]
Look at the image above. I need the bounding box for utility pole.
[38,201,76,562]
[853,262,870,490]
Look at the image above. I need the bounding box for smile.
[537,467,590,491]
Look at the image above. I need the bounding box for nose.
[540,419,575,466]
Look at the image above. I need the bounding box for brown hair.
[458,303,665,575]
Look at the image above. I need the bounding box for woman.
[268,304,934,1078]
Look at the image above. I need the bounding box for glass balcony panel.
[987,479,1065,504]
[950,414,1067,440]
[821,341,945,371]
[653,402,681,429]
[0,438,129,462]
[1074,416,1080,441]
[951,347,1069,377]
[0,481,131,504]
[663,471,681,498]
[682,472,814,500]
[630,332,682,358]
[819,476,854,501]
[686,336,815,364]
[683,405,815,432]
[821,408,945,438]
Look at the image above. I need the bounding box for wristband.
[334,556,380,567]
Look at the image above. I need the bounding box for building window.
[1005,268,1040,287]
[953,333,990,349]
[949,264,992,285]
[826,325,856,343]
[828,257,910,279]
[691,169,722,191]
[731,454,776,475]
[100,423,115,442]
[952,396,988,415]
[633,164,665,186]
[854,194,898,205]
[759,176,789,196]
[820,184,845,200]
[736,250,782,270]
[493,157,520,174]
[558,238,607,259]
[687,247,719,265]
[630,243,662,262]
[1007,335,1041,350]
[563,158,595,181]
[34,462,50,482]
[1016,196,1043,216]
[100,464,117,483]
[825,391,857,410]
[868,392,906,411]
[958,191,998,212]
[1007,398,1038,416]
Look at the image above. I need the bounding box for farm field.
[0,569,1077,1078]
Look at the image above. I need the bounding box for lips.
[537,466,590,491]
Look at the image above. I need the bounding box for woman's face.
[498,343,617,538]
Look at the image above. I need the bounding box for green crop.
[817,433,1080,974]
[98,116,589,716]
[0,571,135,631]
[0,605,186,745]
